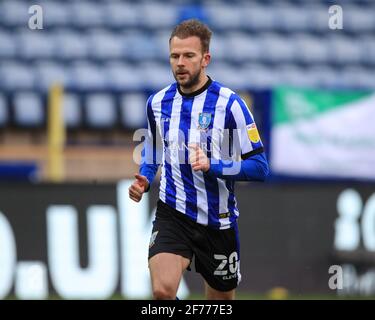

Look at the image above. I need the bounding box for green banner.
[271,87,375,180]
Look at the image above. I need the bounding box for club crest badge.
[198,112,212,130]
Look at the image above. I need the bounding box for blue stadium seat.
[308,65,342,89]
[0,0,29,27]
[259,33,296,63]
[70,62,108,90]
[63,93,82,129]
[35,61,70,90]
[154,31,173,60]
[242,63,283,89]
[340,66,375,89]
[140,62,173,90]
[55,30,89,60]
[359,36,375,65]
[344,6,375,32]
[0,93,9,128]
[140,2,177,28]
[41,0,71,27]
[275,5,311,32]
[18,31,55,59]
[123,31,159,61]
[104,2,141,28]
[177,4,209,25]
[225,32,262,63]
[0,30,16,59]
[105,62,143,91]
[119,93,147,129]
[12,92,45,128]
[205,4,243,30]
[0,63,35,90]
[276,65,319,88]
[241,5,279,31]
[87,29,124,60]
[209,34,226,61]
[84,93,117,129]
[327,35,363,65]
[70,1,104,28]
[293,34,330,64]
[306,4,330,32]
[208,63,248,90]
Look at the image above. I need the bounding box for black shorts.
[148,200,241,292]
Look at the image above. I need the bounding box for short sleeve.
[230,98,264,160]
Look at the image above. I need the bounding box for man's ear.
[202,52,211,67]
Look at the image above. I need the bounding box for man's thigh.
[149,252,190,294]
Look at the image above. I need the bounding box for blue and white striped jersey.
[141,77,264,229]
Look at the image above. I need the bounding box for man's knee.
[152,283,177,300]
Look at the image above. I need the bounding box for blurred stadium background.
[0,0,375,300]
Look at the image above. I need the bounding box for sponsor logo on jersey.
[246,123,260,143]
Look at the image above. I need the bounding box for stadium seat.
[0,62,35,90]
[122,31,159,61]
[259,33,296,63]
[119,93,147,129]
[105,62,144,91]
[275,5,310,32]
[18,31,55,59]
[276,65,319,88]
[41,0,71,27]
[358,36,375,65]
[54,30,89,60]
[208,34,226,61]
[306,4,330,32]
[140,62,173,90]
[208,63,248,90]
[140,2,177,28]
[307,65,342,89]
[0,30,16,59]
[205,4,243,30]
[84,93,117,129]
[225,32,263,63]
[340,66,375,89]
[0,0,29,27]
[34,61,70,90]
[344,6,375,32]
[293,34,330,64]
[327,35,363,65]
[87,29,124,60]
[177,3,209,25]
[0,94,9,128]
[63,93,82,129]
[70,1,104,28]
[241,5,279,31]
[12,92,45,128]
[154,30,173,60]
[104,2,141,28]
[70,62,108,90]
[241,63,283,88]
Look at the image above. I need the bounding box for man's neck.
[178,74,211,97]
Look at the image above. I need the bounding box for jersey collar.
[177,76,212,98]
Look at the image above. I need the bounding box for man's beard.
[174,69,201,90]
